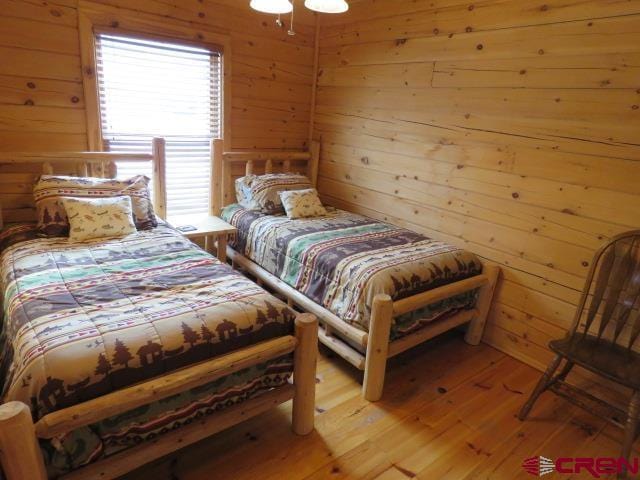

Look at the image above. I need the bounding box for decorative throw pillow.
[61,196,137,242]
[237,173,312,214]
[279,188,327,219]
[34,175,156,236]
[235,175,258,209]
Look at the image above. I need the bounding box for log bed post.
[77,162,88,177]
[464,263,500,345]
[106,160,117,178]
[292,313,318,435]
[363,294,394,402]
[309,140,320,187]
[211,139,224,216]
[0,402,47,480]
[151,137,167,220]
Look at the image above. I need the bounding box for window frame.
[78,5,232,188]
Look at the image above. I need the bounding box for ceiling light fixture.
[250,0,348,16]
[304,0,349,13]
[252,0,347,36]
[250,0,293,14]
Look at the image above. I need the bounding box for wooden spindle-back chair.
[519,229,640,477]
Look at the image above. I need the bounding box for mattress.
[222,204,482,339]
[0,222,296,475]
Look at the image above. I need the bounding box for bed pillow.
[279,188,327,219]
[61,196,137,242]
[236,173,312,214]
[235,174,257,209]
[34,175,156,236]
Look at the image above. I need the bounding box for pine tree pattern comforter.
[222,205,482,339]
[0,223,296,475]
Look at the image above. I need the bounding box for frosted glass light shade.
[304,0,349,13]
[250,0,293,14]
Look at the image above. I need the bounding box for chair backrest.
[569,230,640,351]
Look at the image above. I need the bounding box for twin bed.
[0,140,317,479]
[0,138,498,479]
[211,139,499,402]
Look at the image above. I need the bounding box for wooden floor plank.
[123,332,634,480]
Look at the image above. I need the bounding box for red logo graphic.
[522,457,640,478]
[522,456,555,477]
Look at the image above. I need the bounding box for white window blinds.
[96,33,222,216]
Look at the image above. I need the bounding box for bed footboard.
[0,314,317,480]
[363,263,501,401]
[228,246,500,403]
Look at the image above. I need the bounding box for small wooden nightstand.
[167,214,236,263]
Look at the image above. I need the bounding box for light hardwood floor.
[124,333,632,479]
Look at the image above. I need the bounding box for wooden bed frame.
[0,140,319,479]
[211,138,500,402]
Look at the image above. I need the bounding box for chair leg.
[619,390,640,479]
[552,360,574,385]
[518,354,563,421]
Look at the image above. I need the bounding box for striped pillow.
[237,173,312,214]
[34,175,157,236]
[235,174,256,208]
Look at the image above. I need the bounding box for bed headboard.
[0,138,167,228]
[211,139,320,215]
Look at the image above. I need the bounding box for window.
[96,33,222,216]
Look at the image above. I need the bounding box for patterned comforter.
[0,223,296,423]
[222,205,482,338]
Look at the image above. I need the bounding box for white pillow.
[61,196,137,242]
[279,188,327,219]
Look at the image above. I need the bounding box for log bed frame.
[0,139,319,479]
[211,138,500,402]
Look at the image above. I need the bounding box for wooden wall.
[312,0,640,374]
[0,0,316,152]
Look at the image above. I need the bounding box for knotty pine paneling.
[3,0,640,393]
[0,0,316,151]
[313,0,640,379]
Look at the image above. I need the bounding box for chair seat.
[550,335,640,390]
